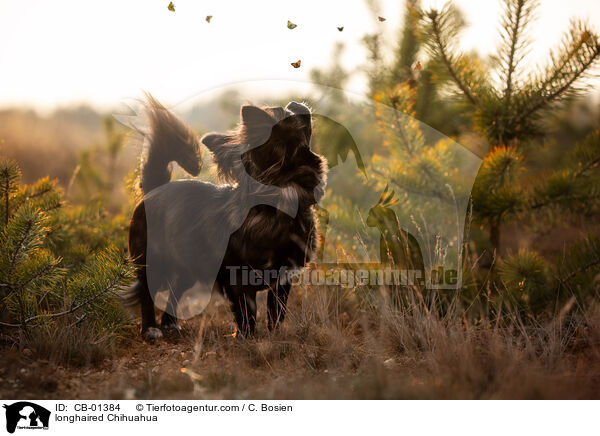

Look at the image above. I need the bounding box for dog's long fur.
[126,95,327,338]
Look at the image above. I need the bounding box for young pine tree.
[424,0,600,312]
[424,0,600,253]
[0,158,134,361]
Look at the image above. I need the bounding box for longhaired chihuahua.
[124,95,327,339]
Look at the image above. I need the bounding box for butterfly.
[378,16,386,22]
[414,61,422,71]
[291,60,301,68]
[337,26,344,32]
[581,30,591,43]
[206,15,213,23]
[287,20,297,29]
[167,2,175,12]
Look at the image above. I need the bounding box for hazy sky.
[1,0,599,110]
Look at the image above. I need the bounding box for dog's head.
[202,101,327,204]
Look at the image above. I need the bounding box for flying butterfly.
[291,60,301,68]
[287,20,297,29]
[581,30,591,43]
[168,2,175,12]
[378,16,386,22]
[414,61,422,71]
[337,26,344,32]
[206,15,213,23]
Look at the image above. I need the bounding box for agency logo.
[2,402,50,434]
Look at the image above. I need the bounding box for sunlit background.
[1,0,600,110]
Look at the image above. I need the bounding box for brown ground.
[2,290,600,400]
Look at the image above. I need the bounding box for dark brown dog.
[125,95,327,339]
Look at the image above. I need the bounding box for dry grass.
[2,283,598,400]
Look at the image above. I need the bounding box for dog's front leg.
[229,286,257,337]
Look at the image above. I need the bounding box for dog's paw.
[143,327,163,340]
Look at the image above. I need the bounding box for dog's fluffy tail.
[118,281,145,307]
[141,93,202,193]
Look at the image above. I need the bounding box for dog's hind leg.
[129,202,162,340]
[160,275,193,330]
[139,269,162,340]
[267,279,291,331]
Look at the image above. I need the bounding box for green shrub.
[0,158,135,364]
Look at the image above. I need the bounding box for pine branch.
[0,160,21,225]
[516,49,599,126]
[371,167,449,203]
[558,258,600,286]
[574,154,600,178]
[498,248,549,310]
[387,88,418,156]
[68,313,87,328]
[512,25,600,128]
[3,176,8,226]
[392,0,421,83]
[471,146,525,223]
[26,185,53,200]
[0,160,132,343]
[374,84,455,203]
[501,0,534,105]
[7,219,34,278]
[0,255,129,328]
[12,257,62,293]
[531,131,600,210]
[531,190,600,211]
[427,8,482,109]
[557,234,600,286]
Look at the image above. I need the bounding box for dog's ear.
[241,105,273,126]
[240,105,277,146]
[201,132,228,152]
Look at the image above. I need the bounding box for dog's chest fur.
[223,204,316,274]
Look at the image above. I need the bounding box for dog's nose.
[285,101,310,115]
